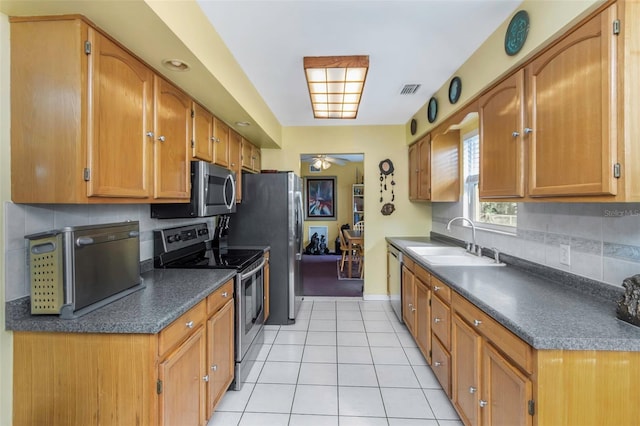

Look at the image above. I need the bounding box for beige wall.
[1,13,12,426]
[262,125,432,297]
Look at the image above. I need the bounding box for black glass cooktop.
[164,248,263,270]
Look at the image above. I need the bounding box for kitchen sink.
[406,246,466,256]
[405,246,505,267]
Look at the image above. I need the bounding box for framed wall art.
[304,176,336,220]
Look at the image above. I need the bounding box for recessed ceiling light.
[235,121,251,127]
[162,59,190,72]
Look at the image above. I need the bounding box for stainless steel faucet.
[446,216,481,256]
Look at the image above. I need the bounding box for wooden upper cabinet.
[241,137,261,172]
[408,143,419,200]
[527,3,618,197]
[478,70,525,198]
[408,135,431,201]
[192,102,214,163]
[213,117,230,167]
[431,129,460,201]
[418,136,432,200]
[154,78,191,199]
[87,29,154,199]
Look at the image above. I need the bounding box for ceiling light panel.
[304,55,369,119]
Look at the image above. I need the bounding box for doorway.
[299,153,364,297]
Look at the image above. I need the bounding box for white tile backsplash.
[3,201,216,301]
[433,201,640,288]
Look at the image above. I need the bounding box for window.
[463,130,517,229]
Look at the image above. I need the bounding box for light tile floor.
[208,298,463,426]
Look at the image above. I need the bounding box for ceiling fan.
[301,154,348,169]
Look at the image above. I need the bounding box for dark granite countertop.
[6,268,237,334]
[386,236,640,352]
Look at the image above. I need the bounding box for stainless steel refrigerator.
[227,172,304,325]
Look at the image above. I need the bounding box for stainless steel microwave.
[151,161,236,219]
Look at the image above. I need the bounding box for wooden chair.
[338,226,359,272]
[354,221,364,231]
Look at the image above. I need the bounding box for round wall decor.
[448,76,462,104]
[427,97,438,123]
[410,118,417,135]
[504,10,530,56]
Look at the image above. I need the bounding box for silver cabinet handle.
[222,292,229,298]
[479,400,488,408]
[411,306,416,313]
[146,131,154,138]
[210,137,216,142]
[524,127,534,134]
[469,386,477,394]
[512,131,520,137]
[211,365,218,372]
[203,375,209,382]
[473,319,482,327]
[158,135,166,142]
[186,321,194,329]
[433,361,442,367]
[434,318,442,323]
[433,286,441,291]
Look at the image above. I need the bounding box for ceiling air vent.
[400,84,421,95]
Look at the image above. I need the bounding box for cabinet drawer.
[403,255,415,271]
[414,264,431,286]
[453,292,533,374]
[207,279,234,316]
[431,277,451,303]
[159,300,206,357]
[431,335,451,396]
[431,294,451,350]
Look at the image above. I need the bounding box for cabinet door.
[154,78,191,199]
[527,4,617,197]
[88,29,154,199]
[241,137,253,170]
[431,334,451,397]
[418,136,432,200]
[206,300,235,419]
[482,342,533,426]
[192,103,214,162]
[431,294,451,350]
[159,327,206,426]
[478,70,525,198]
[415,278,431,362]
[452,315,482,426]
[213,117,230,167]
[229,129,243,202]
[401,265,416,336]
[408,143,419,200]
[252,146,262,172]
[431,129,460,201]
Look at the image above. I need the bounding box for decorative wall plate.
[410,118,417,135]
[504,10,530,56]
[427,97,438,123]
[379,159,394,175]
[448,76,462,104]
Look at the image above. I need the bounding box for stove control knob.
[166,235,174,243]
[174,234,182,241]
[198,228,208,236]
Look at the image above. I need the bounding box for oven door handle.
[240,258,266,280]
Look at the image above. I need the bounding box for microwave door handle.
[223,174,235,209]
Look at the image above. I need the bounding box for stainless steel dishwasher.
[387,244,403,322]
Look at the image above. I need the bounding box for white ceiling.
[197,0,522,127]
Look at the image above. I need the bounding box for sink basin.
[406,246,466,256]
[405,246,505,267]
[422,254,505,267]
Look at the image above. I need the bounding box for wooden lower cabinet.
[401,263,416,335]
[452,314,482,426]
[12,280,236,426]
[482,342,532,426]
[206,299,235,419]
[159,327,207,426]
[415,276,431,363]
